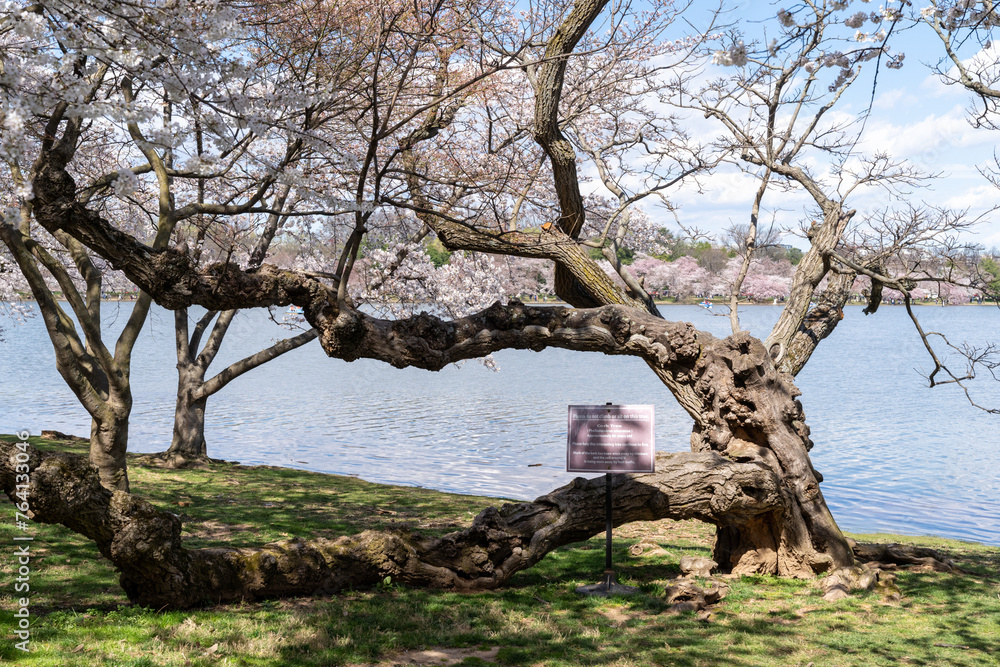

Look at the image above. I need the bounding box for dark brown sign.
[566,405,655,473]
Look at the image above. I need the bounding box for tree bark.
[531,0,609,309]
[764,207,855,375]
[88,407,131,492]
[165,308,218,463]
[2,440,789,609]
[168,389,209,461]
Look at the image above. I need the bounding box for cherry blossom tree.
[0,94,172,490]
[691,1,984,381]
[3,0,857,605]
[629,254,671,294]
[0,0,973,608]
[692,1,917,370]
[741,263,794,302]
[0,0,356,479]
[665,255,713,298]
[163,209,321,464]
[714,255,793,303]
[720,220,784,324]
[504,256,556,301]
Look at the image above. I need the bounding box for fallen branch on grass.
[2,440,786,609]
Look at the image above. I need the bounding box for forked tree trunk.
[2,440,788,609]
[0,214,162,494]
[644,332,849,576]
[88,408,131,492]
[161,308,318,465]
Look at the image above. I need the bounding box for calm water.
[1,302,998,544]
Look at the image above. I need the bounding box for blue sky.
[644,3,1000,251]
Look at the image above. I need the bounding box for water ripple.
[2,303,998,544]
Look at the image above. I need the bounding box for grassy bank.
[1,435,998,666]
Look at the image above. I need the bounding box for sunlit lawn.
[1,435,998,666]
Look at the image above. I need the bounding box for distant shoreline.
[527,299,1000,307]
[6,297,998,307]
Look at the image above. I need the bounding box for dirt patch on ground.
[598,605,650,627]
[182,520,256,540]
[616,518,713,545]
[363,647,500,666]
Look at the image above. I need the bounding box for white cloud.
[858,105,999,168]
[624,29,1000,249]
[918,70,956,99]
[663,168,821,239]
[672,171,764,208]
[873,87,912,110]
[942,183,998,213]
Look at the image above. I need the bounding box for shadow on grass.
[4,436,998,666]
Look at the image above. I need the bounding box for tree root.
[820,564,902,602]
[819,539,960,603]
[133,452,228,470]
[664,576,730,614]
[39,430,87,442]
[849,539,955,572]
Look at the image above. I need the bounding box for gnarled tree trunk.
[3,300,852,612]
[21,0,853,601]
[165,307,217,462]
[23,142,860,575]
[647,331,849,576]
[309,302,853,577]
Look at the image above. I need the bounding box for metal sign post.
[567,403,655,596]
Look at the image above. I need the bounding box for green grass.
[2,435,999,666]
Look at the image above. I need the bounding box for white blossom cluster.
[711,40,747,67]
[845,12,868,28]
[797,43,896,86]
[854,29,888,42]
[0,0,246,165]
[112,168,141,199]
[631,254,798,301]
[359,244,512,320]
[921,1,1000,29]
[714,2,904,72]
[879,6,903,21]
